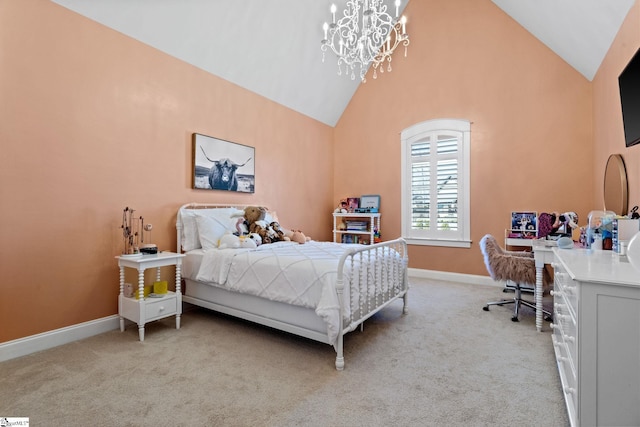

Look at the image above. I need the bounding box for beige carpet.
[0,278,568,427]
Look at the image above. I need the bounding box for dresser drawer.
[553,292,577,367]
[145,295,177,321]
[552,334,578,425]
[553,262,578,318]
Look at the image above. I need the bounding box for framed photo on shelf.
[192,133,255,193]
[510,211,538,238]
[360,194,381,212]
[346,197,360,213]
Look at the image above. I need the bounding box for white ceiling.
[51,0,636,127]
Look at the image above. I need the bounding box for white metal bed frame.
[176,203,409,370]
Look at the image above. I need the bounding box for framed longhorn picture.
[192,133,255,193]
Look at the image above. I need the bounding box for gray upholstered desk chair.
[479,234,552,322]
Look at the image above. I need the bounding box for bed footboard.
[334,238,409,370]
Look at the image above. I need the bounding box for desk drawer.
[145,296,177,321]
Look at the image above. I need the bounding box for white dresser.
[551,248,640,427]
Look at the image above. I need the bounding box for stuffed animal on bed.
[241,206,266,232]
[239,206,306,244]
[248,232,262,246]
[238,235,257,249]
[234,217,249,236]
[282,227,310,244]
[218,231,257,249]
[291,230,309,244]
[240,206,277,244]
[218,232,241,249]
[267,221,286,242]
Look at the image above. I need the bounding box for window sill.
[404,238,471,248]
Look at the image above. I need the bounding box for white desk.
[531,239,556,332]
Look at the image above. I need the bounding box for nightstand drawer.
[145,295,177,321]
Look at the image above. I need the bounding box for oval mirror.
[604,154,628,215]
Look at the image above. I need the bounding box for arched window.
[400,119,471,247]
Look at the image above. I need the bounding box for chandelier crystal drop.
[321,0,409,82]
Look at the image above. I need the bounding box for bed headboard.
[176,203,269,253]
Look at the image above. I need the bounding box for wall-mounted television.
[619,47,640,147]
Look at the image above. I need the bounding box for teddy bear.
[236,206,276,244]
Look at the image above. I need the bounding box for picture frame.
[360,194,381,212]
[510,211,537,238]
[346,197,360,213]
[192,133,255,193]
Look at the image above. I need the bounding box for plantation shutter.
[410,132,460,237]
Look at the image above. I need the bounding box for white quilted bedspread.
[195,241,361,344]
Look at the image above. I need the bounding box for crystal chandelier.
[321,0,409,82]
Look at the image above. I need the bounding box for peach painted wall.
[0,0,334,342]
[593,3,640,208]
[334,0,594,275]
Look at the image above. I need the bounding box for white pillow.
[196,215,232,250]
[179,208,237,251]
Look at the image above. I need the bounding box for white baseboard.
[0,315,120,363]
[408,268,503,287]
[1,270,497,363]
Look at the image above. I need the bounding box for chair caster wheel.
[511,317,519,322]
[483,306,489,311]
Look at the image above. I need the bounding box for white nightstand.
[116,251,185,341]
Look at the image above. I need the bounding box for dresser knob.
[554,303,567,310]
[159,306,165,312]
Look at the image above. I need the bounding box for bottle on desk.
[592,231,603,250]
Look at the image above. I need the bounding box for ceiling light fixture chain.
[321,0,409,82]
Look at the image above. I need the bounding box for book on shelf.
[342,235,358,244]
[345,220,368,231]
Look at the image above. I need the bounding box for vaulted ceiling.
[51,0,636,127]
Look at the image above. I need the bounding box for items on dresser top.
[623,230,640,273]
